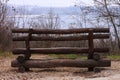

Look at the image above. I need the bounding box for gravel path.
[0,55,120,80]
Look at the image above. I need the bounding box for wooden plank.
[13,35,88,41]
[12,47,89,54]
[94,48,109,52]
[31,35,87,41]
[12,47,109,54]
[93,34,109,39]
[11,59,111,68]
[12,28,109,34]
[12,34,109,41]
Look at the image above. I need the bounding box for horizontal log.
[13,34,109,41]
[12,47,109,54]
[13,35,88,41]
[11,59,111,68]
[94,48,109,52]
[12,28,109,34]
[13,47,88,54]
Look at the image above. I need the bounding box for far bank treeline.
[0,0,120,54]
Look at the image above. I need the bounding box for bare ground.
[0,55,120,80]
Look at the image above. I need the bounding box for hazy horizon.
[8,0,94,7]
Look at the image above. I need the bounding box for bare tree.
[30,9,61,29]
[0,0,14,51]
[27,9,61,48]
[0,0,8,26]
[93,0,120,49]
[72,0,120,53]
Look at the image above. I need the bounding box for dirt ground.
[0,55,120,80]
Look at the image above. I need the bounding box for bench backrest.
[12,28,110,58]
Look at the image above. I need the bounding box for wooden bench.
[11,28,111,72]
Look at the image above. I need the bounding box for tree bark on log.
[13,34,109,41]
[12,28,109,34]
[11,59,111,68]
[12,47,109,54]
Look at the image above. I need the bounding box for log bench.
[11,28,111,72]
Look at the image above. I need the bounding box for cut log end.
[93,54,101,61]
[17,54,26,63]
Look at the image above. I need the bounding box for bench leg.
[18,66,26,73]
[88,67,94,71]
[25,67,30,72]
[88,54,94,71]
[18,66,30,72]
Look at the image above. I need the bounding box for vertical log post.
[25,29,32,60]
[24,29,32,71]
[88,29,94,71]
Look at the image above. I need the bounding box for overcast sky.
[8,0,93,7]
